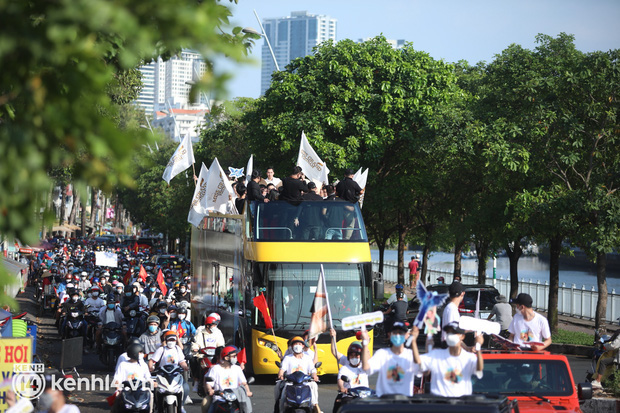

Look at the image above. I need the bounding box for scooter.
[153,364,184,413]
[586,329,619,383]
[333,375,376,412]
[85,308,101,348]
[100,322,124,371]
[125,309,145,339]
[275,361,321,413]
[63,309,86,339]
[196,345,219,397]
[118,380,151,412]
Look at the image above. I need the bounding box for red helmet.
[205,316,217,326]
[220,346,238,360]
[208,313,221,324]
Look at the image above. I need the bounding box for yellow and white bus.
[190,200,374,375]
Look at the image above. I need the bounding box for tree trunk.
[100,195,107,234]
[42,182,54,239]
[90,188,98,228]
[397,225,407,286]
[421,243,430,285]
[548,235,562,334]
[506,238,523,299]
[59,184,67,226]
[453,241,464,280]
[595,251,608,331]
[80,199,86,237]
[68,186,79,226]
[377,239,386,276]
[475,240,489,284]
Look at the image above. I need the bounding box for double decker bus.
[189,200,374,375]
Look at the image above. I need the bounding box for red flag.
[138,265,148,283]
[123,269,132,285]
[237,348,247,365]
[106,392,117,407]
[134,242,139,254]
[156,269,167,295]
[252,292,273,329]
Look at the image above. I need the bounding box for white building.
[260,11,337,94]
[152,107,208,143]
[136,50,208,116]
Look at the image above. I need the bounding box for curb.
[548,343,592,357]
[580,398,620,413]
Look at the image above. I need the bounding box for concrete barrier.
[580,397,620,413]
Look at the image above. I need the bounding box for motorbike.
[196,346,218,397]
[153,364,184,413]
[125,309,145,339]
[100,322,124,371]
[62,309,86,339]
[586,329,619,383]
[275,361,321,413]
[203,376,255,413]
[85,308,101,348]
[334,375,376,412]
[118,380,151,412]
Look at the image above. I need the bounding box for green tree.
[0,0,254,304]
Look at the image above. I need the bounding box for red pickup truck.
[474,351,593,413]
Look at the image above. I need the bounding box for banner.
[245,154,253,185]
[162,134,195,184]
[0,337,34,411]
[204,158,235,214]
[341,311,384,331]
[188,163,209,228]
[95,252,118,268]
[308,265,331,340]
[297,131,329,187]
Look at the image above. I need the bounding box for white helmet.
[208,312,221,325]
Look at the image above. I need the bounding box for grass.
[551,328,594,346]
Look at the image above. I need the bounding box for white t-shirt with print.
[115,351,149,371]
[152,345,185,367]
[366,347,419,397]
[441,302,460,341]
[280,354,316,375]
[338,364,369,389]
[207,364,247,401]
[420,348,482,397]
[508,311,551,345]
[113,360,151,386]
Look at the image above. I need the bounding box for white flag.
[245,154,253,184]
[187,163,209,227]
[297,131,330,187]
[162,134,195,184]
[353,168,369,190]
[308,265,332,340]
[205,158,236,214]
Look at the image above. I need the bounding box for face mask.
[178,314,186,320]
[71,296,78,302]
[92,292,99,298]
[107,304,115,310]
[125,292,132,297]
[520,374,534,383]
[292,344,304,354]
[159,309,166,314]
[390,334,406,347]
[229,357,237,365]
[101,280,106,285]
[166,341,176,349]
[148,325,158,333]
[349,357,360,366]
[170,313,177,319]
[446,334,461,348]
[38,392,53,411]
[150,287,156,292]
[180,288,186,293]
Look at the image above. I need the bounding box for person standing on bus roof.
[280,166,309,201]
[335,168,363,203]
[247,170,268,203]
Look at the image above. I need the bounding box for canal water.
[371,250,620,292]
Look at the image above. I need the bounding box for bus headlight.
[258,338,280,353]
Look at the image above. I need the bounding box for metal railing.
[372,260,620,322]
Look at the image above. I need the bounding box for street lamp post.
[242,9,280,72]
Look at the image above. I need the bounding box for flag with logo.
[297,131,330,188]
[162,134,195,184]
[252,292,273,329]
[308,265,332,341]
[204,158,235,214]
[245,154,253,185]
[156,269,167,296]
[188,162,209,227]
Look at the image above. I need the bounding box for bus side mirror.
[275,361,281,368]
[315,362,322,368]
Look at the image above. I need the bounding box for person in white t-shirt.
[275,336,319,413]
[508,293,552,351]
[263,167,282,187]
[412,322,483,397]
[115,338,149,371]
[329,328,350,367]
[205,346,253,413]
[112,342,152,413]
[360,321,419,397]
[442,282,464,343]
[149,331,190,408]
[333,341,368,412]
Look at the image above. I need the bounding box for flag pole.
[264,299,281,357]
[192,163,197,187]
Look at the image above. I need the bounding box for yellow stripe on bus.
[245,242,371,263]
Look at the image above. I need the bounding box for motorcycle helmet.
[220,345,238,360]
[147,315,160,325]
[347,342,363,356]
[290,336,305,346]
[90,286,101,295]
[91,277,100,284]
[177,307,188,315]
[395,283,404,291]
[207,312,221,325]
[81,271,88,278]
[162,330,178,342]
[126,343,144,361]
[205,316,217,326]
[107,293,117,303]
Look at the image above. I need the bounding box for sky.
[217,0,620,100]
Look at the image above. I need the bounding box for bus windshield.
[257,262,373,330]
[251,201,367,242]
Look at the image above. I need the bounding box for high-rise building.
[260,11,336,94]
[135,50,208,116]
